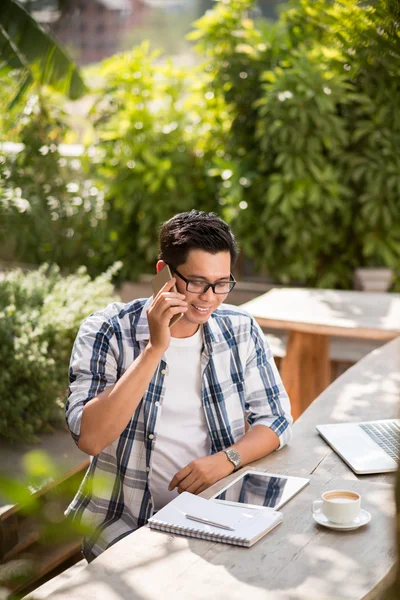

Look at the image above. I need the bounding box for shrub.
[190,0,400,288]
[0,263,120,442]
[88,43,227,281]
[2,0,399,289]
[0,91,108,276]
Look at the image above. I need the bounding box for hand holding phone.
[147,266,187,354]
[151,265,185,327]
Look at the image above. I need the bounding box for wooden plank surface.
[25,476,396,600]
[242,288,400,339]
[19,559,87,600]
[6,540,82,595]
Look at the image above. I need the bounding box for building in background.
[45,0,149,65]
[28,0,284,65]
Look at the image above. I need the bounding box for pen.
[185,514,235,531]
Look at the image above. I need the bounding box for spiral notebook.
[148,491,283,547]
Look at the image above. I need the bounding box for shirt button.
[155,401,160,407]
[146,467,150,472]
[148,434,154,440]
[149,499,152,505]
[161,369,167,375]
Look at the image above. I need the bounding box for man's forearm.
[169,425,280,495]
[230,425,280,467]
[210,425,280,478]
[78,343,163,455]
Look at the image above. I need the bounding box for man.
[65,210,292,561]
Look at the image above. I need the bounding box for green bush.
[190,0,400,288]
[88,43,226,280]
[1,0,399,288]
[0,92,108,276]
[0,263,120,442]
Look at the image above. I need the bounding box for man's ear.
[156,260,166,273]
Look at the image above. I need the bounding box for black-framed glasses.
[169,265,236,295]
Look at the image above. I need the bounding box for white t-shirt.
[149,326,211,511]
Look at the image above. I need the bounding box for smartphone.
[151,265,184,327]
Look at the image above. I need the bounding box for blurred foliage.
[87,43,228,280]
[0,450,94,598]
[0,0,86,109]
[1,0,400,288]
[122,3,201,57]
[0,262,119,442]
[189,0,400,288]
[0,90,109,274]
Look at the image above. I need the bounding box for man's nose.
[199,286,215,302]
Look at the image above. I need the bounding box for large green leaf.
[0,20,25,70]
[0,20,33,108]
[0,0,86,100]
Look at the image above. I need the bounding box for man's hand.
[168,453,234,496]
[146,279,188,354]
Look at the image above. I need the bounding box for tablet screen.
[212,471,309,510]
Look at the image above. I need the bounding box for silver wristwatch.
[223,448,242,472]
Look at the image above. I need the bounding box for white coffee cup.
[312,489,361,524]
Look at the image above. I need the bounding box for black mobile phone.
[151,265,184,327]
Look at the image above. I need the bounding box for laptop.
[316,419,400,474]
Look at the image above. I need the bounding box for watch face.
[227,449,241,467]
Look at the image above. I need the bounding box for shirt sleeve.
[244,316,293,449]
[66,313,118,445]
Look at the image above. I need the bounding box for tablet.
[211,470,310,511]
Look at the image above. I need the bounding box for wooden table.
[241,288,400,419]
[26,338,400,600]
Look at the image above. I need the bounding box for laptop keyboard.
[360,421,400,461]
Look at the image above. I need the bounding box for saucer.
[313,508,371,531]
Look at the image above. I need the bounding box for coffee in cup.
[312,490,361,524]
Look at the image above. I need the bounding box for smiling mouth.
[192,305,211,313]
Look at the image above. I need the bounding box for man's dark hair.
[158,210,239,268]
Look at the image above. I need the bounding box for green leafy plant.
[2,0,400,289]
[189,0,400,288]
[282,0,400,278]
[88,43,224,280]
[0,90,108,275]
[0,0,86,108]
[0,262,120,442]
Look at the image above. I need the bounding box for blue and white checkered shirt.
[65,297,292,561]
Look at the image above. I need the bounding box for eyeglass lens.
[187,281,234,294]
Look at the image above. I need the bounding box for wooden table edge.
[254,317,400,340]
[361,563,397,600]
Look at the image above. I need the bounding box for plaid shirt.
[65,297,292,561]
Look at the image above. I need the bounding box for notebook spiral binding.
[149,520,249,546]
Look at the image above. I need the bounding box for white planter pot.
[354,268,393,292]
